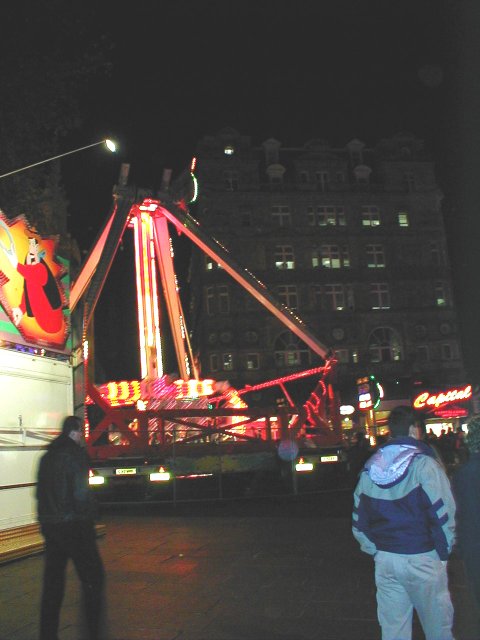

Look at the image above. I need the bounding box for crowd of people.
[35,410,480,640]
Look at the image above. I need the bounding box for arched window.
[368,327,402,363]
[274,332,311,368]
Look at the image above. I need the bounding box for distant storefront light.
[340,404,355,415]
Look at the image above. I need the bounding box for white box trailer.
[0,349,73,530]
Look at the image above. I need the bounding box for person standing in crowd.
[36,415,105,640]
[452,414,480,615]
[348,428,372,481]
[352,405,456,640]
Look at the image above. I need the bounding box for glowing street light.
[0,138,117,180]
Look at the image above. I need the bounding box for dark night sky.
[51,1,480,383]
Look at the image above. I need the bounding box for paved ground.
[0,490,478,640]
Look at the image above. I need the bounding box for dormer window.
[266,163,286,184]
[262,138,281,166]
[354,165,372,185]
[347,138,365,166]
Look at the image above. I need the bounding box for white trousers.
[374,550,454,640]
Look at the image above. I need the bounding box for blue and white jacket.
[352,437,456,560]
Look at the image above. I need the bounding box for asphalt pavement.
[0,489,478,640]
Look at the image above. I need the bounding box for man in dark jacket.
[452,414,480,614]
[352,405,456,640]
[37,415,105,640]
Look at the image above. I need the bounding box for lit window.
[246,353,259,370]
[274,332,310,367]
[274,245,295,269]
[271,205,291,226]
[362,206,381,227]
[366,244,385,268]
[224,145,235,156]
[398,211,409,227]
[325,284,345,311]
[320,245,350,268]
[435,281,448,307]
[368,327,402,362]
[370,283,390,310]
[222,353,234,371]
[308,206,345,227]
[277,285,298,310]
[205,256,221,271]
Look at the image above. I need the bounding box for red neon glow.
[413,384,472,410]
[434,407,468,419]
[238,366,326,395]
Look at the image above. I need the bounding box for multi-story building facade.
[188,128,466,415]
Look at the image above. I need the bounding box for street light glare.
[0,137,118,180]
[105,139,116,153]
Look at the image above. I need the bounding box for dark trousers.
[39,520,105,640]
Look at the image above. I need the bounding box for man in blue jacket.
[352,405,456,640]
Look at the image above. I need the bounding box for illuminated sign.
[357,376,384,411]
[340,404,355,415]
[412,384,472,411]
[0,211,69,350]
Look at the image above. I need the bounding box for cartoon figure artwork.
[0,211,69,349]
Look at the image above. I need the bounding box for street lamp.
[0,138,117,180]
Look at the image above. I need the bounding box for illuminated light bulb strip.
[174,378,215,399]
[83,339,90,440]
[233,366,327,397]
[132,215,148,378]
[95,380,143,407]
[190,172,198,203]
[141,212,154,350]
[147,214,163,377]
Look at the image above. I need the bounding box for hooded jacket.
[36,433,96,527]
[352,437,456,560]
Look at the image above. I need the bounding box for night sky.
[29,1,480,383]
